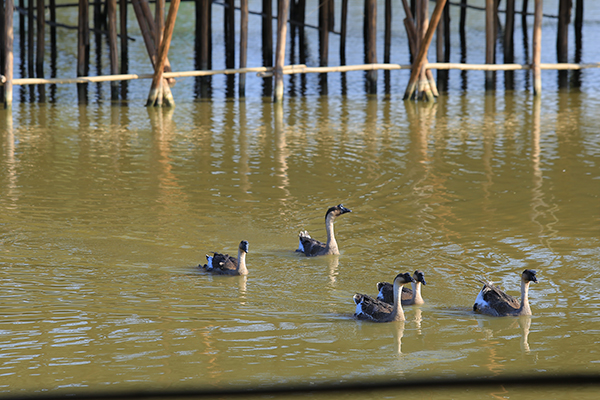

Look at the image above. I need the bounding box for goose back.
[473,269,538,317]
[296,204,352,257]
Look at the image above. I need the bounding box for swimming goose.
[473,269,538,317]
[353,273,415,322]
[200,240,249,276]
[296,204,352,257]
[377,270,427,305]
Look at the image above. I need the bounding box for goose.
[296,204,352,257]
[473,269,538,317]
[353,272,415,322]
[377,270,427,305]
[200,240,249,276]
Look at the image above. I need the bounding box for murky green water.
[1,91,599,398]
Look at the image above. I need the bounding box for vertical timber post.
[273,0,290,103]
[319,0,329,66]
[340,0,347,64]
[4,0,14,108]
[365,0,377,93]
[485,0,495,90]
[557,0,571,88]
[532,0,542,95]
[108,0,119,98]
[384,0,391,64]
[239,0,248,96]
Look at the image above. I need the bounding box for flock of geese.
[199,204,539,322]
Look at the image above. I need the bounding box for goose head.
[325,204,352,220]
[239,240,249,254]
[394,272,415,286]
[413,270,426,285]
[522,269,537,283]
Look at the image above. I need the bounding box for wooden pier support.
[107,0,119,98]
[532,0,542,95]
[146,0,180,107]
[3,0,14,108]
[340,0,348,64]
[403,0,446,100]
[364,0,377,92]
[239,0,248,96]
[273,0,290,102]
[485,0,495,90]
[557,0,571,87]
[319,0,329,67]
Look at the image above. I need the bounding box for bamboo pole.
[273,0,290,102]
[239,0,248,96]
[403,0,446,100]
[146,0,180,107]
[4,0,14,108]
[532,0,542,95]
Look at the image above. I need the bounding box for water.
[2,0,600,398]
[1,91,599,398]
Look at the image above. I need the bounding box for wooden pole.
[384,0,391,64]
[107,0,119,96]
[262,0,273,67]
[485,0,495,89]
[225,0,234,69]
[27,0,33,77]
[239,0,248,96]
[146,0,179,107]
[77,0,89,77]
[319,0,329,66]
[273,0,290,102]
[119,0,128,72]
[35,0,44,78]
[4,0,14,108]
[532,0,542,95]
[340,0,347,64]
[557,0,571,64]
[403,0,446,100]
[365,0,377,91]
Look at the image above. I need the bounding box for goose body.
[377,270,427,306]
[354,273,415,322]
[296,204,352,256]
[201,240,249,276]
[473,269,538,317]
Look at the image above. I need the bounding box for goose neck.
[325,214,338,253]
[519,280,531,315]
[391,281,406,321]
[237,249,248,276]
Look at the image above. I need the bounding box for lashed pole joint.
[146,0,180,107]
[403,0,447,101]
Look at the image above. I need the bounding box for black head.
[522,269,537,283]
[239,240,249,253]
[394,272,415,285]
[325,204,352,220]
[413,270,426,285]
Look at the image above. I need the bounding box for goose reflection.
[475,314,533,354]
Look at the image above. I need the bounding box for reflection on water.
[0,92,599,397]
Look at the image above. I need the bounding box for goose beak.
[339,205,352,214]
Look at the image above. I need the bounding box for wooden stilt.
[273,0,290,102]
[35,0,44,78]
[403,0,446,100]
[485,0,495,89]
[120,0,127,71]
[328,0,334,32]
[532,0,542,95]
[27,0,33,77]
[504,0,515,63]
[225,0,234,69]
[239,0,248,96]
[319,0,329,66]
[108,0,118,97]
[156,0,164,46]
[77,0,89,77]
[557,0,571,64]
[146,0,180,107]
[365,0,377,92]
[262,0,273,67]
[340,0,347,64]
[384,0,391,64]
[0,0,4,104]
[4,0,14,108]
